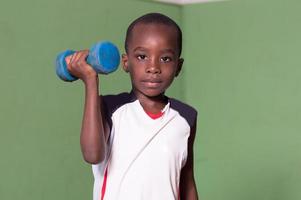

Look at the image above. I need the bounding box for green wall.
[0,1,181,199]
[1,0,301,199]
[182,0,301,199]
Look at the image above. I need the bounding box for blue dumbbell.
[55,41,120,82]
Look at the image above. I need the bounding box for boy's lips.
[142,79,162,88]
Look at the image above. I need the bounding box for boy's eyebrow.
[133,46,176,55]
[161,49,176,55]
[133,46,146,52]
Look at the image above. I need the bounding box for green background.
[182,1,301,199]
[0,0,300,199]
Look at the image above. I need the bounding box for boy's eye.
[137,54,147,60]
[161,56,172,62]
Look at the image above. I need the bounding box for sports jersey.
[92,91,197,200]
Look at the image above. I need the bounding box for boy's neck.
[134,92,168,114]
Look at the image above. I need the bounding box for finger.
[67,52,81,72]
[77,49,89,63]
[65,54,74,66]
[70,52,85,71]
[69,53,76,63]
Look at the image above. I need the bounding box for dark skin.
[122,23,182,114]
[66,23,198,200]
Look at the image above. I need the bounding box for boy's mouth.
[142,79,162,88]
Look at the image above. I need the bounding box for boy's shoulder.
[101,92,198,127]
[101,92,135,128]
[101,91,135,113]
[169,97,198,127]
[102,92,134,103]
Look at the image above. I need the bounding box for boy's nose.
[146,59,161,74]
[146,66,161,74]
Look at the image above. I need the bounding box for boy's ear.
[122,54,129,73]
[175,58,184,77]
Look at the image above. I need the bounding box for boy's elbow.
[82,151,105,164]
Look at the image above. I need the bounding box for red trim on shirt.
[145,111,164,119]
[101,166,108,200]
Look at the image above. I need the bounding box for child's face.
[122,23,183,98]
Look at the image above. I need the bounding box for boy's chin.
[146,92,165,98]
[134,88,166,99]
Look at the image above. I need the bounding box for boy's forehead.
[132,23,176,35]
[129,23,178,46]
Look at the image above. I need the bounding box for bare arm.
[66,50,109,164]
[180,120,198,200]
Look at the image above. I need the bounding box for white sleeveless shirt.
[92,92,197,200]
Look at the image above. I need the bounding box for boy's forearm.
[80,76,107,164]
[180,176,199,200]
[184,184,199,200]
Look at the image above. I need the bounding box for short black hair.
[125,13,182,56]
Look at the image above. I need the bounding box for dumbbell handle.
[55,41,120,82]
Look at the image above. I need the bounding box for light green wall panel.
[3,0,299,199]
[0,1,181,199]
[182,0,301,199]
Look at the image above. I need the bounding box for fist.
[65,50,97,81]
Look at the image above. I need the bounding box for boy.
[66,13,198,200]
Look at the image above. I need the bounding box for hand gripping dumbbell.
[55,41,120,82]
